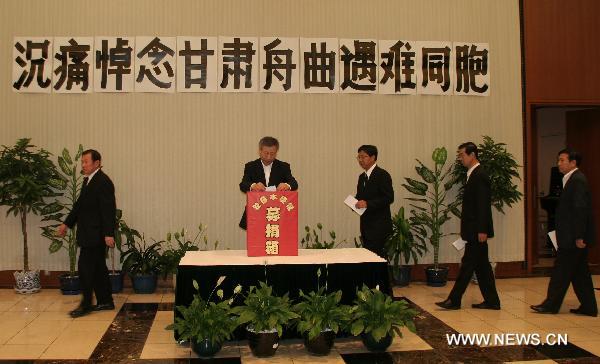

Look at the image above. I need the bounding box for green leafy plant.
[0,138,62,271]
[386,207,427,269]
[293,285,352,340]
[301,223,344,249]
[161,224,219,277]
[40,145,84,276]
[350,285,418,341]
[402,147,459,268]
[232,281,299,337]
[120,226,164,276]
[451,135,523,214]
[167,276,242,347]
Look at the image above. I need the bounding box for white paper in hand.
[265,185,276,192]
[452,238,467,251]
[548,230,558,250]
[344,195,366,216]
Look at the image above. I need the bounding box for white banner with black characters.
[94,36,135,93]
[12,36,490,96]
[177,36,218,93]
[259,37,299,93]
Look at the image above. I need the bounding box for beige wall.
[0,0,524,271]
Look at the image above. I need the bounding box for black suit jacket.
[460,165,494,242]
[239,159,298,229]
[556,169,596,249]
[64,169,117,248]
[356,166,394,241]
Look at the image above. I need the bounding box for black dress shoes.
[435,299,460,310]
[472,302,501,310]
[70,305,93,318]
[570,307,598,317]
[94,302,115,311]
[530,304,558,314]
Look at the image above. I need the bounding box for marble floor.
[0,276,599,363]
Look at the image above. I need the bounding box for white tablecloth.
[179,248,385,266]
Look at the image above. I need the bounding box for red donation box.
[246,191,298,256]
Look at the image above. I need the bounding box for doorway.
[529,106,600,271]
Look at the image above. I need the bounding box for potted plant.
[107,209,129,293]
[386,207,427,287]
[350,285,418,352]
[120,227,163,294]
[232,281,299,357]
[40,145,84,295]
[161,224,219,289]
[301,223,345,249]
[167,276,242,357]
[292,283,351,355]
[402,147,460,286]
[0,138,62,294]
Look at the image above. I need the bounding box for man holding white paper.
[531,149,597,316]
[354,145,394,258]
[436,142,500,311]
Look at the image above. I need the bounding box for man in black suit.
[57,149,116,318]
[239,137,298,229]
[355,145,394,258]
[437,142,500,310]
[531,149,597,316]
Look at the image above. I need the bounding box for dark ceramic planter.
[303,330,335,356]
[130,273,158,294]
[390,265,412,287]
[425,266,449,287]
[361,332,393,352]
[59,273,80,295]
[247,329,280,357]
[191,338,222,357]
[109,271,124,293]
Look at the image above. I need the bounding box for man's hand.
[355,200,368,209]
[105,236,115,248]
[251,183,266,191]
[478,233,488,243]
[576,239,586,249]
[56,224,68,237]
[276,183,291,191]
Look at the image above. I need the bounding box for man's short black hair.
[458,142,478,159]
[358,145,378,160]
[558,148,582,166]
[259,136,279,149]
[82,149,101,162]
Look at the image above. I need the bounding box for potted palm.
[232,281,299,357]
[0,138,62,294]
[386,207,427,287]
[350,285,418,352]
[120,227,164,294]
[402,147,459,286]
[40,145,84,295]
[167,276,242,357]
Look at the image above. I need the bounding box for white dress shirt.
[466,162,480,182]
[365,163,377,179]
[562,168,578,188]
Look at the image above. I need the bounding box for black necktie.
[82,177,89,188]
